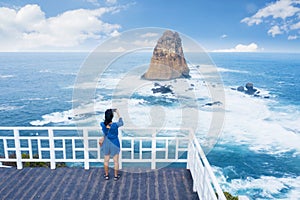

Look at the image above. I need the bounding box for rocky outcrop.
[233,83,270,99]
[204,101,222,106]
[236,82,257,95]
[142,30,190,80]
[237,86,245,92]
[236,82,271,98]
[245,82,257,95]
[152,83,173,94]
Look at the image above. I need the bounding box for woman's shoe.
[114,174,120,181]
[104,174,109,180]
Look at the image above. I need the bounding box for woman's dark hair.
[104,109,114,126]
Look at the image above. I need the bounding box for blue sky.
[0,0,299,52]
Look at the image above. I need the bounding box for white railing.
[187,134,226,200]
[0,126,226,200]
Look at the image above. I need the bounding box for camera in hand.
[112,109,117,112]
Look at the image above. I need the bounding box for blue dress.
[100,118,123,156]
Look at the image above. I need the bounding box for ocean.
[0,52,299,199]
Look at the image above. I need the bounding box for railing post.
[119,129,122,170]
[187,129,193,170]
[48,128,56,169]
[187,142,192,170]
[192,147,197,192]
[151,129,156,169]
[83,129,89,170]
[13,129,22,169]
[3,139,8,159]
[202,167,207,200]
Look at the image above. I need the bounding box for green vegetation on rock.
[1,153,66,168]
[216,191,239,200]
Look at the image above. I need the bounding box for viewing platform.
[0,167,198,200]
[0,127,227,200]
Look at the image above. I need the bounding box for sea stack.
[142,30,190,80]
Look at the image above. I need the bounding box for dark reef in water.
[232,82,270,99]
[152,83,174,94]
[204,101,222,106]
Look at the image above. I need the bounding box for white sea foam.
[30,110,74,126]
[0,74,15,79]
[30,96,113,126]
[34,71,215,132]
[220,88,300,155]
[213,166,300,199]
[97,77,124,90]
[20,97,56,101]
[217,67,249,74]
[0,105,24,111]
[188,64,248,77]
[65,81,98,90]
[39,69,77,76]
[64,77,123,90]
[39,69,51,73]
[32,69,300,156]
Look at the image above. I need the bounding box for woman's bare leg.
[113,154,119,177]
[104,155,110,176]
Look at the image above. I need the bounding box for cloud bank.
[212,43,259,52]
[0,4,122,51]
[241,0,300,39]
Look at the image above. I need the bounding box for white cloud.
[291,21,300,30]
[0,4,122,51]
[268,25,283,37]
[288,35,299,40]
[109,46,126,52]
[106,0,117,4]
[86,0,100,6]
[241,0,300,25]
[140,32,159,38]
[221,34,228,39]
[212,43,259,52]
[110,30,121,37]
[241,0,300,38]
[132,39,157,47]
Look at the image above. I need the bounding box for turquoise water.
[0,52,299,199]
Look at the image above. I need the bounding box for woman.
[100,108,123,181]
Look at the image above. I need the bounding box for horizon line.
[0,51,299,54]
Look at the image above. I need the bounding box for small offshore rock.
[152,83,173,94]
[237,86,244,92]
[245,82,257,95]
[154,82,160,87]
[205,101,222,106]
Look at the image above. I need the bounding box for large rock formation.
[142,30,190,80]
